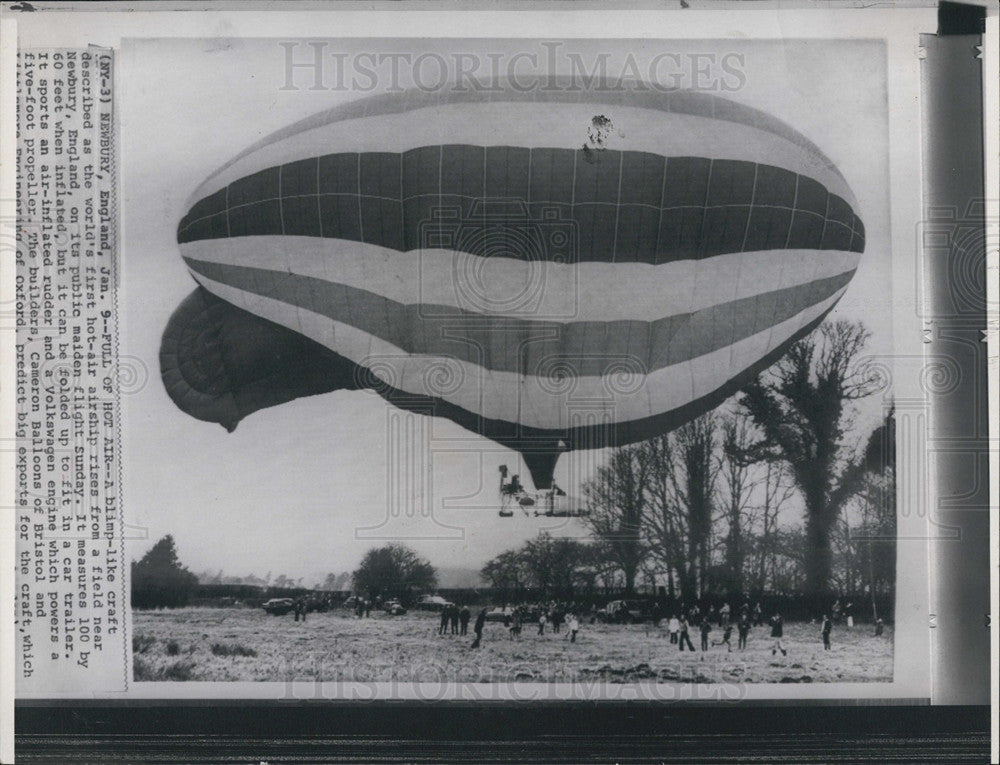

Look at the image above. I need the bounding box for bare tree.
[320,572,340,591]
[831,513,860,595]
[640,415,720,602]
[674,415,719,600]
[851,405,897,619]
[583,445,650,596]
[739,320,879,600]
[642,434,686,600]
[747,460,797,594]
[717,412,759,596]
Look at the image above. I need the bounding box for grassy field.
[132,607,893,685]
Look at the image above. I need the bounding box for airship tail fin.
[159,286,357,430]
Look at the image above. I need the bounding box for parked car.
[383,600,407,615]
[262,598,295,616]
[595,599,654,624]
[308,596,332,613]
[519,605,542,623]
[416,595,453,612]
[484,606,513,623]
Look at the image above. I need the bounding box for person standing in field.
[737,613,750,651]
[699,617,712,652]
[551,609,563,634]
[874,618,885,637]
[471,607,487,649]
[668,615,680,644]
[537,611,547,635]
[459,605,470,636]
[678,615,695,652]
[450,604,460,635]
[769,612,787,656]
[821,614,832,650]
[753,601,763,627]
[713,623,733,652]
[719,602,731,627]
[510,611,522,640]
[568,614,580,643]
[438,606,449,636]
[688,604,701,627]
[365,599,371,618]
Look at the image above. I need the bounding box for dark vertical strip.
[922,33,989,705]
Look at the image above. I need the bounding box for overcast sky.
[120,37,891,583]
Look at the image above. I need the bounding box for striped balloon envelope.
[161,79,864,489]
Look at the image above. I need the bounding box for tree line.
[132,536,442,610]
[482,320,896,613]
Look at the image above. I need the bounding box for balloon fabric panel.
[163,84,866,489]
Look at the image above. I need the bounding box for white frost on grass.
[132,607,893,685]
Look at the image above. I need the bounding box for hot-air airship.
[160,79,864,517]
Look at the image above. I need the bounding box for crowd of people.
[506,603,582,641]
[352,596,374,618]
[462,602,584,647]
[657,598,878,656]
[287,591,886,657]
[447,597,887,655]
[437,603,472,635]
[660,600,771,655]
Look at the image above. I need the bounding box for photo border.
[1,1,993,761]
